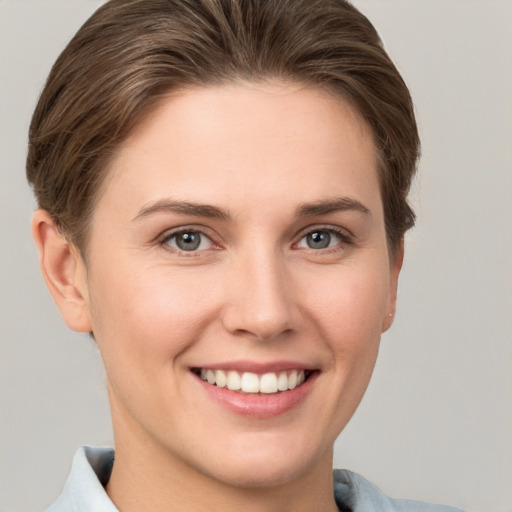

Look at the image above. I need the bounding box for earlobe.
[32,210,92,333]
[382,239,404,333]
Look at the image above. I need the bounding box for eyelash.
[160,227,218,256]
[295,226,354,252]
[159,225,353,256]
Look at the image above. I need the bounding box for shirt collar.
[45,446,118,512]
[44,446,440,512]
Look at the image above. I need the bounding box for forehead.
[99,82,380,220]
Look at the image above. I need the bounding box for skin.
[33,82,402,512]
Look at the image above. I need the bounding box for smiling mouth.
[192,368,314,394]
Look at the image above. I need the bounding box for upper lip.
[191,360,316,373]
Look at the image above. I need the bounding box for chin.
[209,458,313,489]
[194,434,330,490]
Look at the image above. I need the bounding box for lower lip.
[194,372,318,419]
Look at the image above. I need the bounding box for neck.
[107,425,339,512]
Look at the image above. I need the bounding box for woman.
[27,0,465,511]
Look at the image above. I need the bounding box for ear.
[32,209,92,333]
[382,239,404,333]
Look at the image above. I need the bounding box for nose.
[221,250,298,341]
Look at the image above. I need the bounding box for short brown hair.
[27,0,420,256]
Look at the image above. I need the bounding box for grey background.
[1,1,511,511]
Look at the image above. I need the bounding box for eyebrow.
[133,199,230,221]
[295,197,371,218]
[132,196,370,222]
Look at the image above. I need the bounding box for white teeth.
[277,372,289,391]
[226,371,241,391]
[260,373,278,394]
[240,372,260,393]
[198,368,310,394]
[206,369,216,384]
[288,370,298,390]
[215,370,227,388]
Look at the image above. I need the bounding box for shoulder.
[333,469,468,512]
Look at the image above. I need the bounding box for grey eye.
[297,229,343,250]
[306,231,332,249]
[176,232,201,251]
[165,231,212,252]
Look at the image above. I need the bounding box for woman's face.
[80,83,400,487]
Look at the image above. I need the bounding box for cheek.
[297,258,390,407]
[88,263,221,370]
[301,260,390,343]
[287,261,390,440]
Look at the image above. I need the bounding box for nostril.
[229,326,295,342]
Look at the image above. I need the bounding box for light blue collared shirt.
[45,446,467,512]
